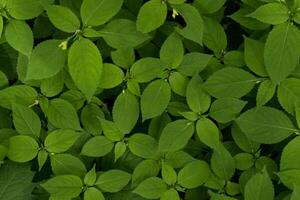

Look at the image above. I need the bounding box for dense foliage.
[0,0,300,199]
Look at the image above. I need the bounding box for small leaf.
[99,63,124,89]
[132,159,160,188]
[162,162,177,185]
[84,187,105,200]
[81,136,114,157]
[7,0,46,20]
[38,150,48,171]
[84,165,97,186]
[196,118,220,149]
[133,177,167,199]
[136,0,167,33]
[128,133,158,159]
[277,78,300,114]
[141,79,171,121]
[99,119,123,141]
[178,160,211,189]
[193,0,226,14]
[7,135,39,163]
[95,170,131,192]
[161,189,180,200]
[114,141,126,162]
[256,80,276,107]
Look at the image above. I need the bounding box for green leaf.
[81,136,114,157]
[50,153,87,177]
[164,151,195,169]
[236,106,295,144]
[131,58,166,83]
[244,168,274,200]
[98,63,124,89]
[178,160,211,189]
[160,32,184,68]
[203,67,257,98]
[26,40,67,80]
[41,175,83,199]
[132,159,160,188]
[7,135,39,162]
[0,17,3,39]
[0,161,35,200]
[0,85,37,109]
[177,52,212,76]
[5,20,33,57]
[186,75,211,113]
[141,79,171,121]
[278,78,300,114]
[46,5,80,33]
[84,166,97,186]
[280,136,300,170]
[161,162,177,185]
[45,129,80,153]
[211,144,235,180]
[100,19,150,49]
[114,141,126,162]
[12,104,41,137]
[248,3,289,25]
[84,187,105,200]
[136,0,167,33]
[175,3,204,45]
[244,37,267,76]
[41,71,64,97]
[193,0,226,14]
[99,119,123,141]
[133,177,167,199]
[196,118,220,149]
[68,38,103,100]
[168,72,189,96]
[128,133,158,159]
[7,0,46,20]
[203,16,227,54]
[47,98,81,130]
[256,80,276,107]
[0,70,8,89]
[209,98,247,123]
[161,189,180,200]
[111,47,135,69]
[277,169,300,189]
[80,0,123,26]
[38,150,48,171]
[158,119,194,152]
[95,170,131,192]
[291,185,300,200]
[264,23,300,83]
[234,153,254,170]
[113,91,139,134]
[81,103,104,136]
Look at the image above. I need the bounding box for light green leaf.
[244,168,274,200]
[211,144,235,180]
[133,177,167,199]
[128,133,158,159]
[47,98,81,130]
[164,151,195,169]
[136,0,167,33]
[244,37,267,76]
[99,119,123,141]
[291,185,300,200]
[202,67,257,98]
[141,79,171,121]
[12,103,41,137]
[41,71,64,97]
[95,170,131,192]
[178,160,211,189]
[5,20,33,57]
[100,19,150,49]
[46,5,80,33]
[278,78,300,114]
[114,141,126,162]
[280,136,300,170]
[248,3,289,25]
[84,166,97,186]
[264,23,300,83]
[175,3,204,45]
[158,119,194,152]
[186,75,211,113]
[131,58,166,83]
[38,150,48,171]
[7,0,46,20]
[196,118,220,149]
[99,63,124,89]
[161,162,177,185]
[84,187,105,200]
[168,72,189,96]
[256,80,276,107]
[45,129,80,153]
[193,0,225,14]
[68,38,103,100]
[111,47,135,69]
[0,85,37,109]
[7,135,39,162]
[161,189,180,200]
[81,136,114,157]
[26,40,67,80]
[178,52,212,76]
[160,32,184,68]
[278,169,300,189]
[209,98,247,123]
[81,103,104,136]
[41,175,83,199]
[113,91,139,134]
[234,153,254,170]
[50,153,87,177]
[80,0,123,26]
[236,106,295,144]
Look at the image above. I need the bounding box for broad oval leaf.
[128,133,158,159]
[277,78,300,114]
[280,136,300,170]
[133,177,167,199]
[81,136,114,157]
[95,170,131,192]
[196,118,220,149]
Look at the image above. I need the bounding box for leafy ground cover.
[0,0,300,199]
